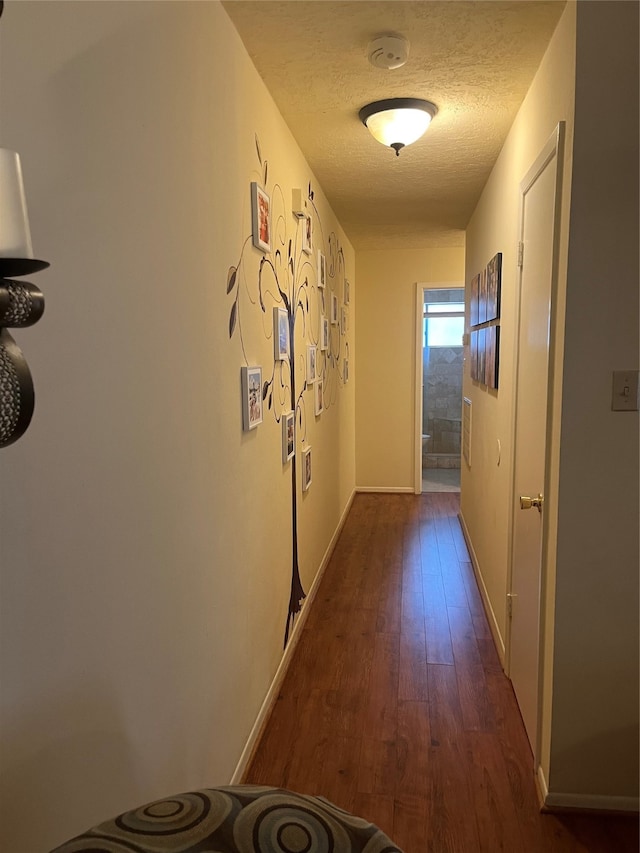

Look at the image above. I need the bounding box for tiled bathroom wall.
[423,346,463,468]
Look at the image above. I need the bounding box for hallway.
[245,493,638,852]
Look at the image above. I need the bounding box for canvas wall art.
[470,330,479,381]
[477,327,487,386]
[478,267,488,325]
[486,252,502,322]
[485,324,500,389]
[470,273,480,328]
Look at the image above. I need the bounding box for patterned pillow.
[50,785,403,852]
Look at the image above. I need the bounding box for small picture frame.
[251,182,271,253]
[315,378,324,416]
[317,250,326,288]
[330,293,338,325]
[241,366,263,431]
[307,344,317,383]
[340,307,348,334]
[302,446,312,491]
[302,215,312,255]
[282,411,295,463]
[321,316,329,351]
[344,279,350,305]
[343,358,349,383]
[274,307,290,361]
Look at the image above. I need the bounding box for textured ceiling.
[222,1,565,250]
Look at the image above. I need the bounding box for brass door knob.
[520,493,544,513]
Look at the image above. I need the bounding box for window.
[424,301,464,347]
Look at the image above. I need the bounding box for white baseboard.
[536,764,549,808]
[457,509,506,667]
[229,488,357,785]
[356,486,414,494]
[538,765,639,813]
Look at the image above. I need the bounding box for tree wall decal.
[226,137,347,646]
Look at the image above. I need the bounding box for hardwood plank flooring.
[244,493,639,852]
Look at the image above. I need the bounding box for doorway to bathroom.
[418,286,465,492]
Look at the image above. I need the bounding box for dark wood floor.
[244,493,639,852]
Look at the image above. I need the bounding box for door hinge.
[517,241,524,268]
[507,592,516,618]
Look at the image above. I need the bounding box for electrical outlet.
[611,370,639,411]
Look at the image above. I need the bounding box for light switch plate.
[611,370,639,411]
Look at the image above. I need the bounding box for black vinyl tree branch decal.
[226,136,346,646]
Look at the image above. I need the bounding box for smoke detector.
[367,35,409,70]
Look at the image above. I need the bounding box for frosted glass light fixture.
[359,98,437,156]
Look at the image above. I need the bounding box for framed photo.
[317,250,326,288]
[241,366,263,431]
[307,344,317,383]
[302,446,312,491]
[251,182,271,253]
[470,273,480,328]
[340,307,348,334]
[274,307,290,361]
[321,316,329,351]
[282,411,295,463]
[344,358,349,383]
[302,215,312,255]
[486,252,502,322]
[344,279,350,305]
[330,293,338,325]
[315,378,324,416]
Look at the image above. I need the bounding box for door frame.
[414,281,465,494]
[505,123,565,762]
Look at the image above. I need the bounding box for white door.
[509,125,564,758]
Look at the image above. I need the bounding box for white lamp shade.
[0,148,34,258]
[365,107,433,148]
[359,98,438,153]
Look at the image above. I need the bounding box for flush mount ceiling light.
[358,98,438,156]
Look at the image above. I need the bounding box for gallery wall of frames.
[469,252,501,390]
[226,135,351,645]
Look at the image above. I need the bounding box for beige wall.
[549,0,639,802]
[355,248,465,489]
[463,0,639,806]
[0,2,355,849]
[461,1,576,668]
